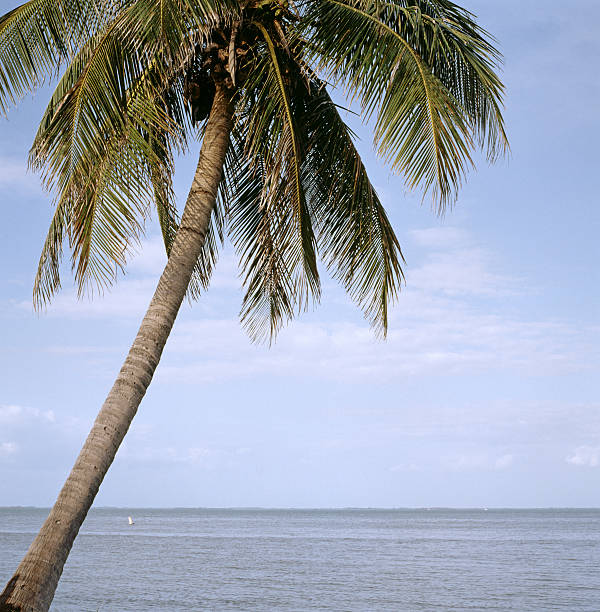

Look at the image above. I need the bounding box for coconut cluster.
[183,1,296,125]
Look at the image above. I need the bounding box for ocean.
[1,508,599,611]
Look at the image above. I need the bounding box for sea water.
[1,508,599,611]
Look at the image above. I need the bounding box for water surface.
[1,508,599,610]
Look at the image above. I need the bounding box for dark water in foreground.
[1,508,599,611]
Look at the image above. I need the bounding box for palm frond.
[30,10,185,303]
[22,0,506,339]
[371,0,508,161]
[121,0,232,67]
[150,133,178,258]
[0,0,113,113]
[303,0,507,211]
[227,140,299,343]
[299,77,405,335]
[228,23,320,342]
[33,184,71,306]
[254,23,320,300]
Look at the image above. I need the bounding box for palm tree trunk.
[0,85,234,612]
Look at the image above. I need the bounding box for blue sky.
[0,0,598,508]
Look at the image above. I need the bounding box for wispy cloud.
[116,442,248,469]
[407,226,518,296]
[0,401,89,472]
[156,309,595,384]
[19,238,242,320]
[0,404,55,424]
[12,226,599,384]
[0,158,28,185]
[0,441,18,457]
[144,227,598,383]
[443,453,515,471]
[494,454,514,469]
[566,446,600,468]
[44,345,115,355]
[411,226,468,249]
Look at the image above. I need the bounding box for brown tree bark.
[0,85,234,612]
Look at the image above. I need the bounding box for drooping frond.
[228,23,320,341]
[227,137,300,343]
[303,0,507,211]
[31,8,185,303]
[7,0,506,341]
[232,13,403,337]
[254,23,320,301]
[150,132,178,258]
[229,16,405,339]
[368,0,508,162]
[298,76,405,336]
[33,184,71,306]
[33,107,177,304]
[28,0,243,305]
[0,0,113,113]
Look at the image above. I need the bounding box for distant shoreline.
[2,506,600,511]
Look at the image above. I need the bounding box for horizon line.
[2,505,600,511]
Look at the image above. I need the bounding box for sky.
[0,0,598,508]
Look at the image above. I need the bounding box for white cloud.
[494,454,514,470]
[566,446,600,468]
[407,247,516,296]
[0,159,28,185]
[0,404,87,469]
[407,226,517,296]
[155,305,595,384]
[127,236,168,276]
[33,278,157,319]
[187,447,211,463]
[44,345,114,355]
[444,454,488,471]
[117,443,229,469]
[15,224,598,384]
[410,226,468,249]
[444,453,516,471]
[0,404,55,424]
[0,442,18,457]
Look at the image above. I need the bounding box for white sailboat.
[128,516,135,525]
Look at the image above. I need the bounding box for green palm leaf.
[5,0,507,329]
[30,10,183,301]
[299,77,405,335]
[304,0,507,211]
[0,0,112,113]
[229,24,320,341]
[227,146,299,342]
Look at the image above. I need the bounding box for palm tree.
[0,0,507,609]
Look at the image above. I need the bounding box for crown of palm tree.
[0,0,507,341]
